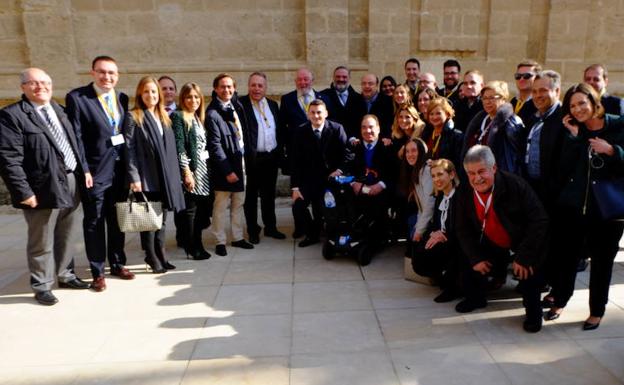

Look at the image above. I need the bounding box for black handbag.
[592,178,624,221]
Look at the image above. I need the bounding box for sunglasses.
[514,73,535,80]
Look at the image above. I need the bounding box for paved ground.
[1,203,623,385]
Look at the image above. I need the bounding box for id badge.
[199,150,209,161]
[111,134,125,146]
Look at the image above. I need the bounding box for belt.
[256,150,277,157]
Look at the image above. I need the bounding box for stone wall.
[1,0,624,100]
[1,0,624,203]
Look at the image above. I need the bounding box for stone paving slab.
[0,204,623,384]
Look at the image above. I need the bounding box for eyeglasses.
[482,95,502,102]
[514,73,535,80]
[444,71,459,76]
[22,80,51,87]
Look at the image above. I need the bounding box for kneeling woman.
[124,76,186,273]
[411,159,462,303]
[398,138,435,255]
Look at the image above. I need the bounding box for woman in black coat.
[172,82,212,260]
[544,83,624,330]
[124,76,185,273]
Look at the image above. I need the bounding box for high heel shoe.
[144,255,166,274]
[583,317,601,331]
[155,247,176,270]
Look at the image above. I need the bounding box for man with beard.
[321,66,366,141]
[437,59,462,107]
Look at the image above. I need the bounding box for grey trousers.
[22,173,80,292]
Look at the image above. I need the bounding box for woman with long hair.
[391,105,425,157]
[544,83,624,330]
[172,82,212,260]
[124,76,185,273]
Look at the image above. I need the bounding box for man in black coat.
[436,59,462,107]
[455,145,548,333]
[453,70,485,133]
[239,72,286,244]
[321,66,367,140]
[360,73,394,139]
[583,64,624,116]
[65,56,134,291]
[290,99,353,247]
[0,68,92,305]
[206,73,255,256]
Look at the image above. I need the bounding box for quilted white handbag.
[116,190,163,233]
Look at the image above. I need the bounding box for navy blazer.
[0,96,87,209]
[290,120,353,198]
[601,94,624,116]
[349,140,393,189]
[205,98,250,192]
[320,85,367,139]
[65,83,128,189]
[239,94,281,163]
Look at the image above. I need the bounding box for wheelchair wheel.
[322,241,334,260]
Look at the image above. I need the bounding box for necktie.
[41,106,77,171]
[314,129,321,139]
[303,94,311,112]
[365,143,374,168]
[104,94,117,133]
[339,92,347,106]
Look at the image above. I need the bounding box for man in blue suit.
[66,56,134,292]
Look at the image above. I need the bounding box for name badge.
[111,134,125,146]
[199,150,209,161]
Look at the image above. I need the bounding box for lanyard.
[252,99,271,128]
[474,186,494,242]
[430,129,443,156]
[477,116,493,144]
[98,92,118,133]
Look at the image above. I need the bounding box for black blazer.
[601,94,624,116]
[205,98,250,192]
[510,96,537,128]
[65,83,128,189]
[453,97,484,133]
[239,94,281,163]
[320,85,367,139]
[422,120,464,169]
[367,93,394,139]
[123,110,185,212]
[349,140,394,188]
[0,96,87,209]
[290,120,353,198]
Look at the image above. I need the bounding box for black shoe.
[265,228,286,239]
[187,248,211,260]
[35,291,58,306]
[163,261,176,270]
[523,317,543,333]
[541,296,555,308]
[144,256,166,274]
[434,290,459,303]
[292,230,304,239]
[298,237,319,247]
[215,244,227,256]
[576,258,589,272]
[232,239,254,249]
[249,233,260,245]
[544,308,563,321]
[455,298,487,313]
[583,318,601,331]
[58,277,91,289]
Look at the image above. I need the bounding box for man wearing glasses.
[0,68,92,305]
[511,60,542,126]
[66,56,134,292]
[437,59,462,107]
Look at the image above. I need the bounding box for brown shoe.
[91,276,107,292]
[111,267,135,280]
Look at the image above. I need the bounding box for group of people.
[0,56,622,336]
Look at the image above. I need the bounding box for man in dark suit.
[158,75,177,114]
[404,57,421,95]
[583,64,624,116]
[360,73,394,138]
[510,59,541,126]
[66,56,134,292]
[206,73,255,256]
[0,68,92,305]
[239,72,286,244]
[278,67,325,177]
[436,59,462,107]
[290,99,353,247]
[454,70,485,133]
[349,114,393,245]
[321,66,366,140]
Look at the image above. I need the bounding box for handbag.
[115,190,163,232]
[591,178,624,221]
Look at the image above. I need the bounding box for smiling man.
[455,145,548,333]
[66,56,134,291]
[321,66,366,140]
[0,68,92,304]
[205,73,254,256]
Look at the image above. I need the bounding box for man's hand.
[329,169,342,178]
[512,261,534,280]
[20,195,38,208]
[381,138,392,146]
[473,261,492,275]
[226,172,239,184]
[292,189,304,202]
[412,231,422,242]
[84,172,93,188]
[351,181,363,194]
[367,183,384,196]
[130,182,142,192]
